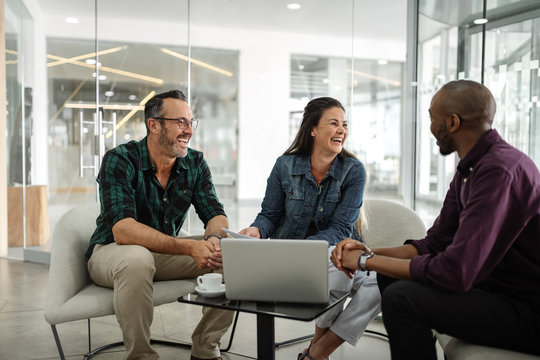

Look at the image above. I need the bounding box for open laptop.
[221,238,329,303]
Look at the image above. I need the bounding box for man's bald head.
[435,80,496,131]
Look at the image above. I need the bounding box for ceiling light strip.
[46,53,163,85]
[160,48,234,77]
[64,103,144,111]
[347,69,401,87]
[46,46,128,67]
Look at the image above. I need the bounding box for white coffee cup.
[197,273,222,291]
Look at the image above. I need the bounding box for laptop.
[221,238,329,303]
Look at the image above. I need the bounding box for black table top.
[178,293,349,321]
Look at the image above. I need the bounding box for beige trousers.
[88,241,234,359]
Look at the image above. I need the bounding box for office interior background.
[2,0,540,263]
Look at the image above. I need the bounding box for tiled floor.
[0,257,396,360]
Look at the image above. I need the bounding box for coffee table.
[178,292,348,360]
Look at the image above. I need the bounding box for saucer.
[195,284,226,297]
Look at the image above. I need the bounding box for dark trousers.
[377,273,540,360]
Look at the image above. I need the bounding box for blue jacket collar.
[291,154,342,179]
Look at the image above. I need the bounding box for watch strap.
[358,251,374,271]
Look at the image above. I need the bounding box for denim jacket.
[251,154,365,246]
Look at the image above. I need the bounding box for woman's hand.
[331,238,368,278]
[239,227,261,238]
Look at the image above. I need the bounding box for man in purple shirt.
[331,80,540,359]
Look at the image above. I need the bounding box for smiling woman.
[239,97,379,360]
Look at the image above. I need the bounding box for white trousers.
[316,246,382,346]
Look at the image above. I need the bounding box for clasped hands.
[192,236,223,270]
[331,238,372,279]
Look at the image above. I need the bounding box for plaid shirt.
[86,137,226,257]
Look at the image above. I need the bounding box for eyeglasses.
[155,117,199,130]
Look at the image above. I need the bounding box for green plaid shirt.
[86,137,226,257]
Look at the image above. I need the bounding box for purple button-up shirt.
[410,130,540,301]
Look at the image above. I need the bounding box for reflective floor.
[0,258,399,360]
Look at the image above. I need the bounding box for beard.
[434,125,456,156]
[159,127,187,158]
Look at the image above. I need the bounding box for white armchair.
[43,203,237,359]
[435,328,540,359]
[360,198,427,247]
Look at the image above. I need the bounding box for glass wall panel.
[2,0,408,259]
[415,0,540,225]
[188,46,239,202]
[416,0,462,224]
[290,1,406,203]
[479,19,536,156]
[349,59,404,199]
[5,0,31,258]
[45,1,97,254]
[189,0,361,231]
[291,54,404,200]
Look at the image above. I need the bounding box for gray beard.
[159,129,186,158]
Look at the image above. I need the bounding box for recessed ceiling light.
[298,64,305,70]
[93,73,107,81]
[86,59,96,64]
[473,18,488,25]
[65,17,79,24]
[378,59,388,65]
[128,95,137,101]
[105,91,114,97]
[287,3,301,10]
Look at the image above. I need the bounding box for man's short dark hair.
[144,90,187,134]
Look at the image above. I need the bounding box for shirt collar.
[139,137,154,172]
[138,136,189,174]
[457,129,501,177]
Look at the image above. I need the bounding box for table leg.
[256,313,275,360]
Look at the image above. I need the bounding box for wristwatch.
[204,233,222,241]
[357,251,375,272]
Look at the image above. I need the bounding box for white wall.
[42,15,406,200]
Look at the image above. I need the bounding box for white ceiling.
[37,0,408,42]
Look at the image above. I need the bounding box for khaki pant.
[88,241,234,359]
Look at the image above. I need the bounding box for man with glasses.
[86,90,233,360]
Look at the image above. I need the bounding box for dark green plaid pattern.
[86,137,226,257]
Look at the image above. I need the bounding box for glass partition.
[349,59,404,199]
[5,0,26,258]
[414,0,540,225]
[42,2,97,261]
[3,0,408,259]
